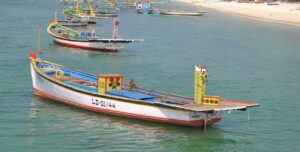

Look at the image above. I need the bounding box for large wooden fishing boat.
[158,9,203,16]
[47,19,143,52]
[29,52,259,127]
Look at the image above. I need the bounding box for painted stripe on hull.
[33,88,221,126]
[53,39,119,52]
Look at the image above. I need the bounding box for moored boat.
[72,0,97,23]
[158,9,203,16]
[29,52,259,127]
[57,19,88,27]
[124,0,135,7]
[95,12,118,18]
[47,19,143,52]
[57,15,88,27]
[135,0,154,14]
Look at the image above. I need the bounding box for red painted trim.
[33,88,221,127]
[53,39,118,52]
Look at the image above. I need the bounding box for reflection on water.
[27,96,237,151]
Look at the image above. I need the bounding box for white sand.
[177,0,300,26]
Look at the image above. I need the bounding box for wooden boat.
[158,9,203,16]
[95,12,118,18]
[61,0,75,5]
[124,0,135,7]
[57,15,88,27]
[47,20,143,52]
[29,52,259,127]
[94,8,118,18]
[73,0,97,24]
[135,0,154,14]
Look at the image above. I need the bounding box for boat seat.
[86,32,92,39]
[80,32,86,39]
[65,81,97,92]
[107,90,155,100]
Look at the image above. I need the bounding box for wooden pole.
[37,25,41,52]
[247,109,250,123]
[204,112,207,132]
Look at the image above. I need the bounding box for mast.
[37,25,43,60]
[37,25,41,52]
[112,18,119,39]
[194,65,208,104]
[76,0,79,14]
[89,1,95,16]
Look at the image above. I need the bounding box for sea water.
[0,0,300,151]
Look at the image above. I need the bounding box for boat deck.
[38,61,259,112]
[179,100,258,112]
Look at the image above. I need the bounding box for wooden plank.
[180,100,259,112]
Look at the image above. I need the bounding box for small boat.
[47,19,143,52]
[29,52,259,127]
[60,0,75,5]
[135,0,154,14]
[158,9,203,16]
[72,0,97,24]
[95,12,118,18]
[267,0,280,5]
[57,15,88,27]
[94,8,118,18]
[57,19,88,27]
[124,0,135,7]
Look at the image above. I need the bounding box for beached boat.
[267,0,280,5]
[158,9,203,16]
[47,19,143,52]
[135,0,154,14]
[29,52,259,127]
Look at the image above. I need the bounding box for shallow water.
[1,0,300,151]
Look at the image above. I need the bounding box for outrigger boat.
[158,9,203,16]
[29,52,258,127]
[47,19,143,52]
[135,0,154,14]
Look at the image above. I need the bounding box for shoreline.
[177,0,300,27]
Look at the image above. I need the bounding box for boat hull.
[30,63,223,127]
[53,37,123,52]
[136,9,154,14]
[95,13,118,18]
[159,12,203,16]
[57,21,88,27]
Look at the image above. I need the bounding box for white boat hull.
[30,63,223,126]
[53,37,124,52]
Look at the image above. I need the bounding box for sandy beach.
[179,0,300,26]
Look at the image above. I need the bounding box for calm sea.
[0,0,300,151]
